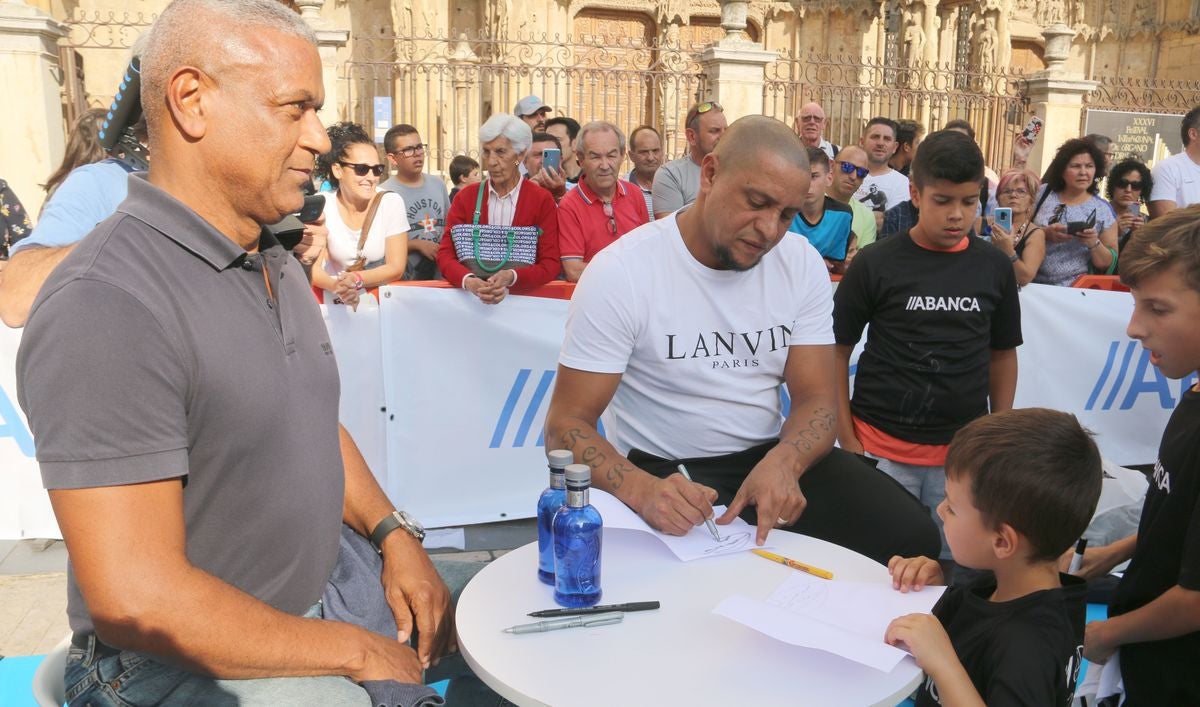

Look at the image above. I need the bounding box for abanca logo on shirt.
[904,296,981,312]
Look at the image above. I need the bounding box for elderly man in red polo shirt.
[558,121,650,282]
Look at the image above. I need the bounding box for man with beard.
[545,115,940,564]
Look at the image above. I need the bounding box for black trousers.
[628,441,941,566]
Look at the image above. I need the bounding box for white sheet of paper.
[589,489,762,561]
[713,572,945,672]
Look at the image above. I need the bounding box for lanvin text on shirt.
[665,322,795,368]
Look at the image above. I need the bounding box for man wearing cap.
[515,95,552,132]
[652,101,727,219]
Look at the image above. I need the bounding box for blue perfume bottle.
[553,464,603,607]
[537,449,572,585]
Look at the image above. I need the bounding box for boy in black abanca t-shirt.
[833,129,1021,558]
[886,409,1102,706]
[1078,206,1200,705]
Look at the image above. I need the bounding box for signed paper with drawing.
[589,490,762,561]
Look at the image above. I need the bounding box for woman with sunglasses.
[437,113,560,305]
[311,122,408,304]
[988,168,1046,286]
[1105,157,1153,253]
[1030,138,1119,286]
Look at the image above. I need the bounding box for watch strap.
[370,511,424,549]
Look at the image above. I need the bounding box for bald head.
[713,115,809,177]
[834,145,867,164]
[141,0,316,136]
[829,145,869,201]
[795,101,828,146]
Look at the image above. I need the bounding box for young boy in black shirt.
[833,130,1021,558]
[1078,206,1200,705]
[886,408,1102,706]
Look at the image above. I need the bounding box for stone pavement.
[0,518,535,657]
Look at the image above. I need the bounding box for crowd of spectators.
[7,93,1192,309]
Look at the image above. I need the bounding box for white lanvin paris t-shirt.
[559,213,834,459]
[322,188,408,273]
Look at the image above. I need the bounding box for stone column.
[1024,24,1095,174]
[0,1,67,219]
[921,0,938,65]
[295,0,350,122]
[698,0,777,120]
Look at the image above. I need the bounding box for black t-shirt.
[833,231,1022,444]
[915,573,1087,707]
[1109,386,1200,705]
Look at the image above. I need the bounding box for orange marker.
[752,548,834,580]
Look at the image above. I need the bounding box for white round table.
[457,528,923,706]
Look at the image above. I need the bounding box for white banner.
[2,283,1185,538]
[1012,284,1192,465]
[374,287,568,528]
[0,326,59,539]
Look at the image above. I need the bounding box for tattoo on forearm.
[607,462,632,490]
[783,407,836,456]
[561,427,588,448]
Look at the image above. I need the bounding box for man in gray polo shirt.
[651,101,727,219]
[17,1,454,703]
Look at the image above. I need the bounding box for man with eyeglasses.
[854,117,910,231]
[1149,104,1200,218]
[793,102,839,160]
[652,101,727,219]
[381,123,448,280]
[828,146,878,249]
[557,121,649,282]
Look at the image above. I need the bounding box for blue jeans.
[867,453,950,560]
[64,604,371,707]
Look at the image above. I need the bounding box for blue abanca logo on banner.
[0,383,35,458]
[490,369,605,449]
[1088,340,1197,411]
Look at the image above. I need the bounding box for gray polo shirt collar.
[118,174,283,271]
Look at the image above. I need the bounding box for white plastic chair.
[31,634,69,707]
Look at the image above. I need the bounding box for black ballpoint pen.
[527,601,660,618]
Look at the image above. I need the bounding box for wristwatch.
[370,510,426,549]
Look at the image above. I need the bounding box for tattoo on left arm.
[782,407,836,457]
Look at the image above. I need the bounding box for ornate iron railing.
[764,53,1029,171]
[342,30,709,172]
[1084,76,1200,115]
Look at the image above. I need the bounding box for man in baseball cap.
[515,95,552,131]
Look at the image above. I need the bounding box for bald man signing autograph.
[545,116,939,564]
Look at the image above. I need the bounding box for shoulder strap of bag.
[1031,185,1053,226]
[356,191,386,255]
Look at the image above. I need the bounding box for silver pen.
[677,464,722,541]
[502,611,624,634]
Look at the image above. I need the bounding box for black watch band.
[370,510,424,549]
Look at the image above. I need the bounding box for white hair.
[575,121,626,155]
[141,0,316,127]
[479,113,532,154]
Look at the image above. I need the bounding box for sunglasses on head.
[1112,178,1143,190]
[338,162,385,178]
[837,161,869,179]
[696,101,722,115]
